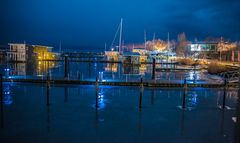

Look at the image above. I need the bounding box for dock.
[2,77,238,88]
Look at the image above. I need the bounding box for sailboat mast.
[59,41,62,53]
[144,30,147,50]
[167,32,170,62]
[119,18,123,53]
[168,32,170,50]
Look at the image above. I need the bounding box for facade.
[32,45,56,60]
[105,51,119,61]
[0,49,6,61]
[132,48,148,55]
[7,43,33,62]
[189,42,218,52]
[122,52,140,64]
[132,48,148,62]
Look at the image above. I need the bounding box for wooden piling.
[0,74,2,103]
[78,72,81,80]
[46,75,50,106]
[152,58,156,80]
[95,76,99,108]
[182,79,187,109]
[64,56,68,78]
[222,79,227,109]
[139,77,143,108]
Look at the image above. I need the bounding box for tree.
[176,32,190,57]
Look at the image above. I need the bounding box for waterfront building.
[104,63,118,72]
[122,52,140,64]
[189,42,218,52]
[132,48,148,62]
[132,48,148,55]
[7,43,34,62]
[0,49,6,61]
[32,45,57,60]
[105,51,119,61]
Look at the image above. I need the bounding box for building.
[0,49,6,61]
[7,43,34,62]
[132,48,148,55]
[189,42,218,52]
[132,48,148,62]
[32,45,56,60]
[122,52,140,64]
[105,51,119,61]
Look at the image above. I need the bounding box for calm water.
[0,61,221,83]
[0,61,239,142]
[0,82,239,143]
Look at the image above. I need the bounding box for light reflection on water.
[2,83,14,105]
[92,87,108,111]
[0,62,221,82]
[0,84,239,143]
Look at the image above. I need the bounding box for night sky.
[0,0,240,51]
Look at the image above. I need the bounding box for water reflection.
[151,89,156,105]
[0,84,239,142]
[186,91,198,109]
[2,83,14,105]
[0,94,3,128]
[104,63,118,73]
[3,61,57,77]
[64,87,68,103]
[1,61,221,84]
[37,61,56,76]
[94,88,106,110]
[180,110,185,135]
[235,89,240,143]
[123,65,140,75]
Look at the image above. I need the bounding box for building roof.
[133,48,146,50]
[8,43,27,46]
[123,52,140,56]
[32,45,53,49]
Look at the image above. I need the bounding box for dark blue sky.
[0,0,240,51]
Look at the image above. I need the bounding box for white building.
[7,43,33,62]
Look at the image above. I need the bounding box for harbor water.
[0,61,239,143]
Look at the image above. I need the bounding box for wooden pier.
[2,77,238,88]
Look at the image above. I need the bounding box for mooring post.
[64,55,68,78]
[78,72,81,80]
[238,72,240,90]
[139,77,143,109]
[95,76,99,108]
[0,74,3,103]
[152,58,156,80]
[46,75,50,106]
[222,79,227,109]
[182,79,187,109]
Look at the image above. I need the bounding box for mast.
[104,43,107,51]
[59,41,62,53]
[119,18,123,53]
[167,32,170,62]
[153,32,156,41]
[168,32,170,51]
[144,30,147,50]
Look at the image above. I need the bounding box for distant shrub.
[178,58,195,66]
[208,62,228,74]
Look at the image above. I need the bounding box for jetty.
[2,76,238,88]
